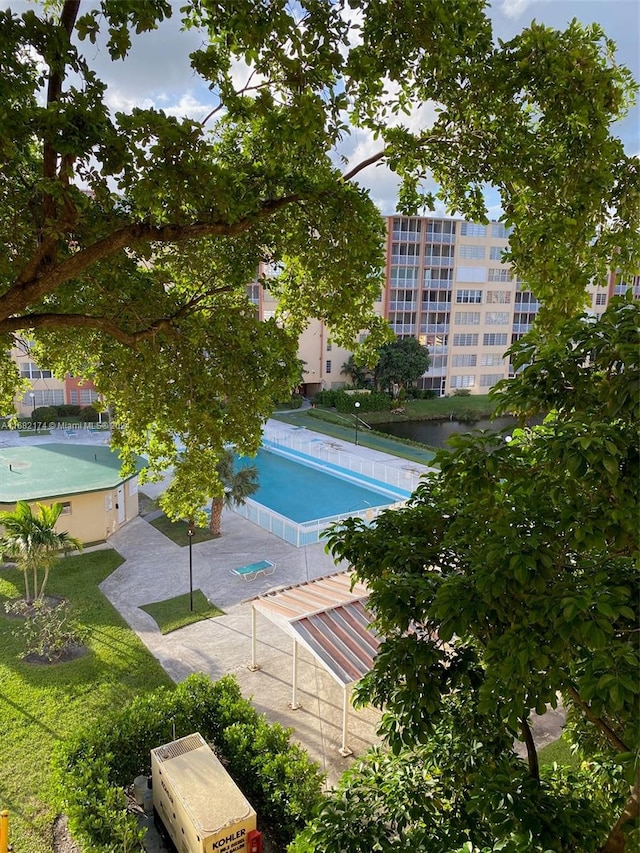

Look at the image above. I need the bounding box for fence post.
[0,809,9,853]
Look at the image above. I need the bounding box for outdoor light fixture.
[354,400,361,446]
[187,521,195,612]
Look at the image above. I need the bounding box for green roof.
[0,444,146,504]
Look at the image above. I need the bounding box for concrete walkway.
[99,424,401,788]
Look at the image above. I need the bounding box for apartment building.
[9,343,100,417]
[247,265,385,397]
[247,222,638,398]
[384,216,638,396]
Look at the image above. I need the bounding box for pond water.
[375,416,526,448]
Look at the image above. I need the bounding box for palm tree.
[0,501,83,602]
[209,450,259,537]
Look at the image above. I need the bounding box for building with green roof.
[0,444,145,544]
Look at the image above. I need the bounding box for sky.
[5,0,639,218]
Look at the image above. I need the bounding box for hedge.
[52,673,324,851]
[313,390,392,413]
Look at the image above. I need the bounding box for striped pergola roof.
[252,571,379,687]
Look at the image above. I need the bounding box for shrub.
[334,390,391,413]
[452,389,471,397]
[312,389,338,407]
[53,673,324,850]
[57,404,82,416]
[31,405,58,423]
[6,598,89,661]
[289,393,304,409]
[79,405,99,422]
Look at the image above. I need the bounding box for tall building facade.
[385,216,637,396]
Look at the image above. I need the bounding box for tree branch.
[520,716,540,782]
[4,194,301,322]
[600,768,640,853]
[567,686,630,753]
[0,313,176,348]
[342,149,387,182]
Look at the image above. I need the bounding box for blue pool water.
[236,447,407,523]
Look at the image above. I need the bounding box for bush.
[52,673,324,851]
[289,393,304,409]
[5,598,89,661]
[31,405,58,423]
[312,389,338,407]
[57,404,82,416]
[79,405,99,422]
[334,391,391,413]
[452,389,471,397]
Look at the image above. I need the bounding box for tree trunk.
[22,567,31,604]
[209,497,224,537]
[600,769,640,853]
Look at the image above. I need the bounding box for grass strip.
[149,514,214,546]
[0,551,172,853]
[140,589,224,634]
[538,735,581,769]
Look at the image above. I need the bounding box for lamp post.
[29,391,36,431]
[354,400,361,446]
[187,519,195,612]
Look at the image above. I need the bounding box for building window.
[451,375,475,388]
[390,266,419,287]
[452,333,479,347]
[458,244,486,260]
[481,353,503,366]
[490,245,507,260]
[325,360,332,374]
[424,268,453,284]
[22,389,64,407]
[515,290,540,307]
[451,354,477,367]
[70,390,78,404]
[454,311,481,325]
[480,373,504,387]
[80,389,99,405]
[486,290,511,304]
[59,501,72,515]
[392,217,422,239]
[483,333,508,347]
[595,292,607,305]
[427,355,448,373]
[424,245,455,265]
[460,223,486,237]
[488,268,512,282]
[391,243,420,265]
[456,289,483,304]
[326,341,332,352]
[491,223,511,239]
[485,311,509,325]
[426,219,456,235]
[19,362,53,379]
[456,267,486,283]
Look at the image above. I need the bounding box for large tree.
[320,296,639,852]
[374,336,431,394]
[0,1,638,517]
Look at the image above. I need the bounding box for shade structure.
[250,571,379,755]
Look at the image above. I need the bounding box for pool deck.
[2,420,564,830]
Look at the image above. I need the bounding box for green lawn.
[538,736,581,770]
[0,551,173,853]
[140,589,224,634]
[362,394,499,424]
[150,514,215,546]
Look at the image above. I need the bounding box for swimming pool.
[233,443,411,546]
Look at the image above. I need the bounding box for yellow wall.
[0,477,139,544]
